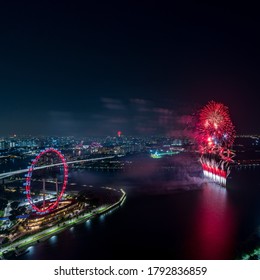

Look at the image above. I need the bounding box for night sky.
[1,2,260,136]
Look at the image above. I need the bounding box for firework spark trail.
[195,101,236,186]
[196,101,235,161]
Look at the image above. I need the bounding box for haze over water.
[18,166,260,260]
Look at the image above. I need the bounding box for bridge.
[0,156,115,180]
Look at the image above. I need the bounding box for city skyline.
[1,2,260,136]
[1,2,260,263]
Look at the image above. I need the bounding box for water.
[3,155,260,260]
[19,178,260,260]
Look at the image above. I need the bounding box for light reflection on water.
[85,220,91,228]
[185,183,238,259]
[17,167,260,260]
[49,235,57,245]
[27,246,34,255]
[99,215,105,222]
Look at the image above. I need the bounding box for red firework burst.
[197,101,235,154]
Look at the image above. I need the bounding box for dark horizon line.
[1,133,260,139]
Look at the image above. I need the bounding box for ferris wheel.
[24,148,68,214]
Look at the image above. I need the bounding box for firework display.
[197,101,235,161]
[196,101,236,186]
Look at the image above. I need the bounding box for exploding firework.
[195,101,236,186]
[196,101,235,155]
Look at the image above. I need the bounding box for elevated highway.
[0,156,115,179]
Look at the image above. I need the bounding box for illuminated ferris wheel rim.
[25,147,68,214]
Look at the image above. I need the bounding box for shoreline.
[0,189,126,259]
